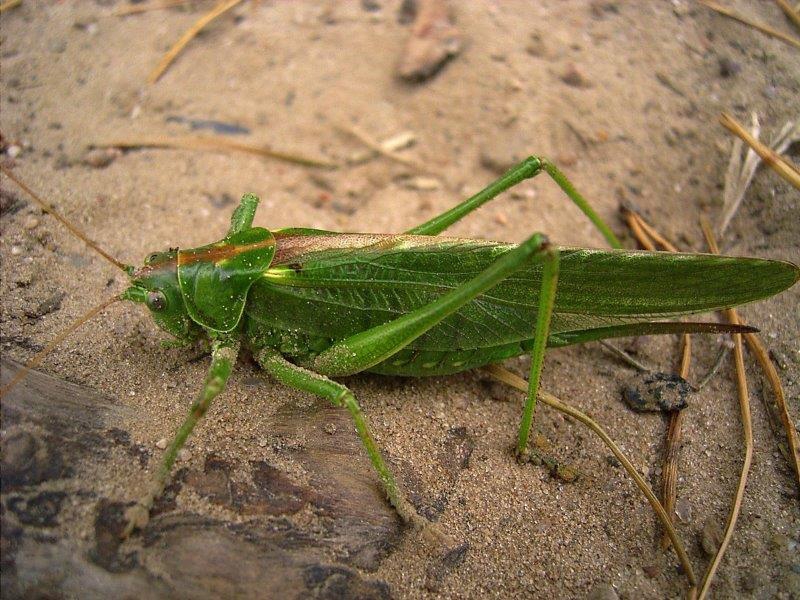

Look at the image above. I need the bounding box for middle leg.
[255,347,431,533]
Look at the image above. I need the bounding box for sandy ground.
[1,1,799,598]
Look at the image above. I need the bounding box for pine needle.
[337,124,433,175]
[0,0,22,12]
[718,113,798,235]
[116,0,194,17]
[719,112,800,191]
[661,334,692,549]
[698,0,800,49]
[97,135,338,169]
[774,0,800,31]
[620,207,694,551]
[697,219,754,600]
[148,0,244,84]
[619,205,657,251]
[484,363,697,592]
[742,330,800,489]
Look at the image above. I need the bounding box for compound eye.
[146,290,167,311]
[146,252,160,265]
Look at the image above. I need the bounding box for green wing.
[248,233,798,351]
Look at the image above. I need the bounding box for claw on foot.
[515,446,532,464]
[121,502,150,539]
[393,493,457,549]
[420,520,457,550]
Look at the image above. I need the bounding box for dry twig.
[742,330,800,488]
[620,206,657,251]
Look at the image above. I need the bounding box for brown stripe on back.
[132,256,177,280]
[272,232,469,265]
[178,238,275,266]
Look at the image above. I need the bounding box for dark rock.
[561,63,592,88]
[1,430,65,491]
[89,500,138,573]
[26,291,66,319]
[6,491,67,527]
[718,57,742,78]
[622,372,691,413]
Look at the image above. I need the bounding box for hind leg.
[406,156,621,249]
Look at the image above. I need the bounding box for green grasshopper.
[2,157,798,544]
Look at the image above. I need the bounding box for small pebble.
[642,564,661,578]
[591,1,619,17]
[739,569,765,593]
[526,32,546,57]
[83,148,120,169]
[23,216,39,230]
[480,136,528,175]
[155,438,168,450]
[11,245,23,256]
[361,0,381,12]
[701,517,723,556]
[672,0,690,17]
[380,131,416,152]
[404,176,441,191]
[587,583,619,600]
[178,449,192,462]
[675,497,692,522]
[556,464,578,483]
[48,39,67,54]
[7,145,21,158]
[762,85,778,99]
[718,57,741,78]
[561,63,591,88]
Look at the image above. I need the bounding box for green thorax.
[177,227,275,332]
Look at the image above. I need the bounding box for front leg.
[122,335,239,537]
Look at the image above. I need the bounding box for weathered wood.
[1,360,470,598]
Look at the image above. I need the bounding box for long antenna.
[0,294,122,398]
[0,165,130,272]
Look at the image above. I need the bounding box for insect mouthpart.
[121,285,148,304]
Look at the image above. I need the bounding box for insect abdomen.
[367,342,530,376]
